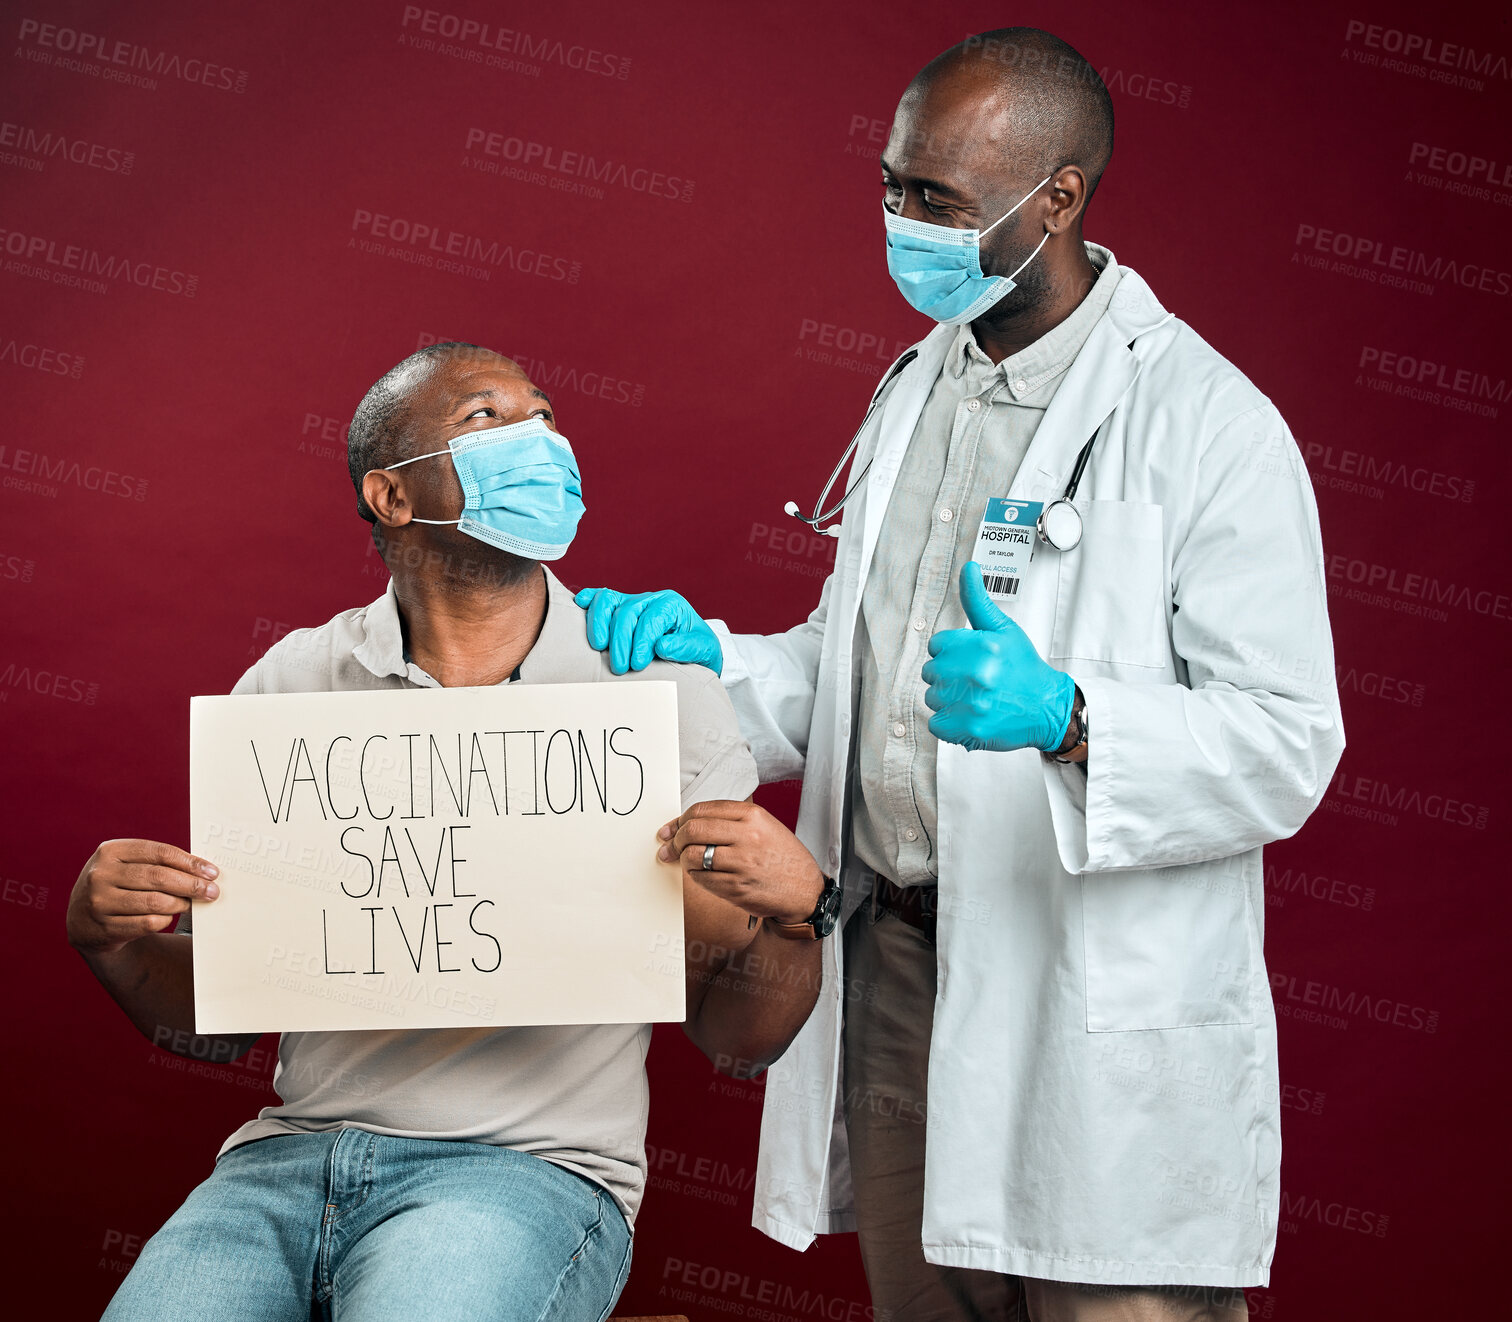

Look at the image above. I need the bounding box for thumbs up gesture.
[921,561,1077,753]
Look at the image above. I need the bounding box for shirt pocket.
[1081,862,1258,1032]
[1048,499,1168,669]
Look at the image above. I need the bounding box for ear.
[1044,165,1089,233]
[361,469,414,529]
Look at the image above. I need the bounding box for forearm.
[686,922,822,1077]
[78,931,259,1061]
[708,577,833,782]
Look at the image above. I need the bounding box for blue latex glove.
[921,561,1076,753]
[573,587,723,676]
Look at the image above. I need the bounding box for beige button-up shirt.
[850,244,1121,884]
[183,567,757,1224]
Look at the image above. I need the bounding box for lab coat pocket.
[1081,861,1256,1031]
[1049,500,1167,669]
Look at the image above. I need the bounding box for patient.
[67,342,830,1322]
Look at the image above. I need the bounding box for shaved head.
[911,28,1113,206]
[347,341,519,522]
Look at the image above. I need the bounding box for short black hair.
[346,340,499,522]
[924,28,1114,205]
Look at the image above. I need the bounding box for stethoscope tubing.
[786,348,919,535]
[788,333,1145,548]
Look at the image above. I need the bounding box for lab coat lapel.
[853,325,955,591]
[1011,266,1173,502]
[1012,317,1137,503]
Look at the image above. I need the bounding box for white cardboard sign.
[188,681,684,1034]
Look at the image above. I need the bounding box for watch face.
[813,881,843,938]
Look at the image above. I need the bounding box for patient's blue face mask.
[385,417,584,561]
[883,175,1051,325]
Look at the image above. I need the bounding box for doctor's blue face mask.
[884,174,1051,325]
[385,416,585,561]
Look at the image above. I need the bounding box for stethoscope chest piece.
[1036,499,1083,552]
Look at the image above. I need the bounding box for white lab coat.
[708,263,1343,1288]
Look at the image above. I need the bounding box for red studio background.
[3,0,1507,1317]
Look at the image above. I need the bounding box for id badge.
[971,498,1042,601]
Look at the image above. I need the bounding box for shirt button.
[1013,377,1028,392]
[904,828,919,842]
[939,507,953,522]
[912,618,926,631]
[966,399,981,412]
[892,721,907,738]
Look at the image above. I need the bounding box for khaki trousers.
[840,902,1248,1322]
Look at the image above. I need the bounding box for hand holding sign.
[67,840,221,956]
[921,561,1076,753]
[657,801,824,924]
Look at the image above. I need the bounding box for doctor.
[578,26,1342,1322]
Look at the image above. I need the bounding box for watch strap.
[767,875,840,940]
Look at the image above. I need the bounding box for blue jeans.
[102,1130,633,1322]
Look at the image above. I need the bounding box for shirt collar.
[948,242,1120,400]
[351,577,410,681]
[351,565,594,685]
[518,567,604,684]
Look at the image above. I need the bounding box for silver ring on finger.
[702,844,716,871]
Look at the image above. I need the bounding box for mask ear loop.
[977,174,1051,237]
[384,449,449,470]
[379,449,463,525]
[1004,229,1050,282]
[978,174,1053,281]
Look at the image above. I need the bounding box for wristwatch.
[767,875,842,940]
[1051,687,1089,765]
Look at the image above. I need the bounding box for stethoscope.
[783,348,919,540]
[784,337,1146,552]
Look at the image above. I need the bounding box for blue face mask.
[884,175,1051,324]
[386,417,585,561]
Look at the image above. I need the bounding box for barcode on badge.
[982,573,1020,596]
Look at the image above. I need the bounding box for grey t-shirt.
[181,567,757,1225]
